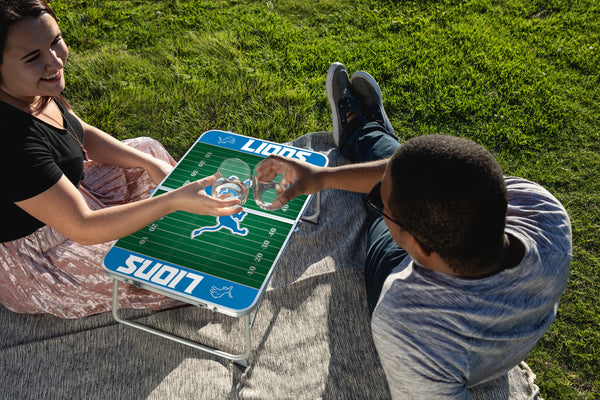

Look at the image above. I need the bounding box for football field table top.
[103,130,328,317]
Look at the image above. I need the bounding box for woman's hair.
[388,134,508,276]
[0,0,62,113]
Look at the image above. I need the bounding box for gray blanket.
[0,132,540,399]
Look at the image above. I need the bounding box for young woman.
[0,0,241,318]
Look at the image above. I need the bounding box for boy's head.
[388,135,508,275]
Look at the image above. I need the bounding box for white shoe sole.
[326,62,346,147]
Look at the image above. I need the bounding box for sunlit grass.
[51,0,599,398]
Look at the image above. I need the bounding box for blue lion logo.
[218,136,236,145]
[190,181,250,239]
[191,212,249,239]
[210,285,234,299]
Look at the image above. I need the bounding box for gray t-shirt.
[371,177,572,399]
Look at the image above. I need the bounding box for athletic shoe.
[326,62,363,148]
[351,71,395,136]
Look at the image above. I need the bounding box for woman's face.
[0,12,68,105]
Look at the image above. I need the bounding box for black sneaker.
[350,71,395,137]
[326,62,364,148]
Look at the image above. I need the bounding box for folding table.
[103,130,328,366]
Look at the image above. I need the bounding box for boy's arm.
[266,154,389,209]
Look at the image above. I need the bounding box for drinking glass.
[252,159,290,211]
[212,158,251,205]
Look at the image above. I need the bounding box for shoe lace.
[336,95,369,149]
[338,96,361,124]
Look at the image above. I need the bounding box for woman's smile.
[41,70,61,81]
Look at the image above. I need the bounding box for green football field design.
[108,139,310,290]
[115,208,293,289]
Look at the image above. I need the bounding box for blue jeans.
[342,122,409,315]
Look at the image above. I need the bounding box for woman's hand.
[169,173,243,216]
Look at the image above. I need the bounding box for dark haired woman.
[0,0,241,318]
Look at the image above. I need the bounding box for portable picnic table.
[103,130,328,366]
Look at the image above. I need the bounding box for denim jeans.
[342,121,410,315]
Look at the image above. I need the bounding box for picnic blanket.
[0,132,541,399]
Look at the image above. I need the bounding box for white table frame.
[109,193,321,367]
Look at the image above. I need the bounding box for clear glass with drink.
[252,158,290,211]
[212,158,251,205]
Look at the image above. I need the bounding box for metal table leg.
[301,192,321,224]
[111,279,251,367]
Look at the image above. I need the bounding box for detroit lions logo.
[210,285,233,299]
[191,211,249,239]
[218,136,236,145]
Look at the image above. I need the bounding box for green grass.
[50,0,599,398]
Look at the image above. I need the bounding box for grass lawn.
[50,0,599,398]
